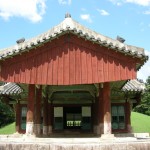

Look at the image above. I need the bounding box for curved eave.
[0,83,23,95]
[0,18,148,66]
[122,79,145,93]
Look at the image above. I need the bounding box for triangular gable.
[0,14,148,85]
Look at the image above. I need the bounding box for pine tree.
[133,76,150,116]
[0,100,15,128]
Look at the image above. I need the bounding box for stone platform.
[0,133,150,150]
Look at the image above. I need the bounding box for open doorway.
[64,107,82,130]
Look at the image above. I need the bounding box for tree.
[0,100,15,128]
[133,76,150,116]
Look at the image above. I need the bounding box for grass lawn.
[0,112,150,134]
[0,122,15,134]
[131,112,150,133]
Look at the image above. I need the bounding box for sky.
[0,0,150,82]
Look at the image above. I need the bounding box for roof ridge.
[0,15,148,62]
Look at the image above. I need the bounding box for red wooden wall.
[0,34,140,85]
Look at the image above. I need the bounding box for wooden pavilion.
[0,13,148,137]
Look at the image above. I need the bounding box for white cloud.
[80,14,92,23]
[97,9,110,16]
[137,50,150,82]
[125,0,150,6]
[58,0,71,5]
[109,0,150,6]
[143,10,150,14]
[0,0,46,23]
[109,0,123,6]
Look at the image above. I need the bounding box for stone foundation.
[0,138,150,150]
[93,124,105,135]
[93,125,97,134]
[101,134,115,139]
[26,122,34,135]
[34,124,41,135]
[43,126,48,135]
[103,121,111,134]
[48,126,52,135]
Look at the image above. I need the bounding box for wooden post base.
[94,124,105,135]
[26,122,34,135]
[48,125,52,135]
[101,134,115,139]
[43,126,48,136]
[34,124,41,135]
[127,124,133,133]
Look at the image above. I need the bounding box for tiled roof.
[0,79,145,96]
[0,14,148,62]
[122,79,145,92]
[0,82,23,95]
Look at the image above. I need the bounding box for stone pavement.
[0,133,150,150]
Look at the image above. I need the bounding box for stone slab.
[0,134,150,150]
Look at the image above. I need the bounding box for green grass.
[131,112,150,133]
[0,122,15,134]
[0,112,150,134]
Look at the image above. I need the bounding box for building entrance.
[53,106,92,131]
[64,107,82,129]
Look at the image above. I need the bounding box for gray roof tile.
[0,79,145,96]
[0,16,148,62]
[122,79,145,92]
[0,82,23,95]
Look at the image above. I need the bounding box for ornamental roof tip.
[65,13,71,18]
[116,35,125,43]
[0,14,148,62]
[16,38,25,44]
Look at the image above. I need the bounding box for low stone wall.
[0,142,150,150]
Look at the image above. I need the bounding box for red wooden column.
[26,84,35,135]
[102,82,112,135]
[98,82,114,137]
[48,103,53,135]
[126,100,132,133]
[15,100,21,133]
[43,96,48,136]
[98,84,104,135]
[34,85,42,136]
[93,97,98,134]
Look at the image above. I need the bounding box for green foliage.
[133,76,150,116]
[0,100,15,128]
[131,112,150,133]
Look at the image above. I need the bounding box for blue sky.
[0,0,150,81]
